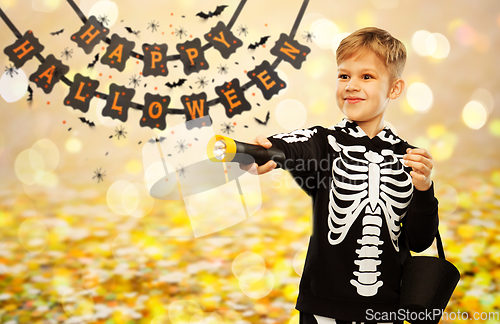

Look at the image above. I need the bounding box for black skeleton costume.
[267,119,439,322]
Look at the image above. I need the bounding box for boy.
[249,27,439,323]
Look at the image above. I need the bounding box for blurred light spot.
[112,233,146,268]
[455,24,476,46]
[232,252,266,283]
[62,289,94,319]
[426,33,450,59]
[190,312,225,324]
[122,183,139,215]
[293,246,307,276]
[488,119,500,137]
[32,139,59,173]
[15,149,45,185]
[356,11,374,27]
[462,100,487,130]
[304,55,332,79]
[427,124,446,139]
[65,137,82,153]
[126,183,154,218]
[0,0,13,8]
[239,268,275,299]
[436,184,459,217]
[289,314,300,324]
[18,218,48,253]
[331,32,350,53]
[406,82,433,112]
[371,0,399,9]
[412,136,432,153]
[0,67,28,102]
[32,0,61,13]
[88,1,119,27]
[311,100,327,115]
[107,180,131,215]
[168,300,203,324]
[275,99,307,130]
[125,159,142,174]
[411,30,432,57]
[151,315,170,324]
[471,88,494,115]
[311,19,339,49]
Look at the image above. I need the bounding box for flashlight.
[207,135,285,166]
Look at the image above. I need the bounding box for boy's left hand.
[403,148,433,191]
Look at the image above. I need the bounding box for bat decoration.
[147,136,167,144]
[165,78,187,88]
[125,27,140,36]
[248,36,270,49]
[254,111,270,125]
[79,117,96,127]
[50,29,64,36]
[27,85,33,101]
[196,5,228,19]
[87,53,99,68]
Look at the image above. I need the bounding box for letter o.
[149,102,162,119]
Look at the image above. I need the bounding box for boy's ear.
[389,78,405,99]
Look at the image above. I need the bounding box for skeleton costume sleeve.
[267,119,439,322]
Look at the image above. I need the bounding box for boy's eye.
[338,74,349,79]
[363,75,373,79]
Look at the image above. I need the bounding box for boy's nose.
[345,79,360,91]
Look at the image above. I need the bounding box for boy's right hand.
[239,135,277,175]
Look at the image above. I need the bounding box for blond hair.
[336,27,406,80]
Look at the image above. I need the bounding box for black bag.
[399,230,460,324]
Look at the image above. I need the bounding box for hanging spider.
[93,168,106,183]
[217,64,229,75]
[5,64,18,77]
[221,122,235,134]
[147,20,160,33]
[61,47,73,60]
[97,14,110,27]
[302,31,315,43]
[175,139,188,153]
[177,165,186,178]
[114,125,127,139]
[237,24,249,37]
[195,76,209,89]
[174,26,187,39]
[128,74,142,88]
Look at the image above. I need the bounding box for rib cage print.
[327,134,413,297]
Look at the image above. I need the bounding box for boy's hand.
[403,148,433,191]
[239,135,277,175]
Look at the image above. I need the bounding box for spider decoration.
[174,26,188,39]
[93,168,106,183]
[114,125,127,139]
[128,74,142,88]
[97,14,110,27]
[237,24,249,37]
[221,122,235,134]
[217,64,229,75]
[177,165,186,178]
[302,31,315,43]
[147,20,160,33]
[5,64,18,77]
[195,76,209,89]
[61,47,73,60]
[175,140,188,153]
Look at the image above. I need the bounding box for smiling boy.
[248,27,439,323]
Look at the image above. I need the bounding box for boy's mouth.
[344,96,365,104]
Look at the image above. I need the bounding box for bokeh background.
[0,0,499,323]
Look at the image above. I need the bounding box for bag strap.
[436,230,445,259]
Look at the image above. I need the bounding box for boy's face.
[336,50,401,130]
